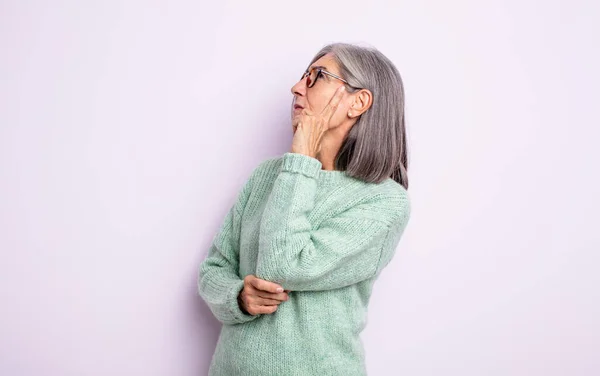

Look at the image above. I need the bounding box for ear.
[347,89,373,118]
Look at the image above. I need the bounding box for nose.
[291,76,307,97]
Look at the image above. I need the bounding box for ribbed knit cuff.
[227,279,258,325]
[281,153,322,178]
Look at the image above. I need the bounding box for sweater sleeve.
[255,152,410,291]
[197,171,261,325]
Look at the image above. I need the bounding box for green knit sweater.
[197,152,411,376]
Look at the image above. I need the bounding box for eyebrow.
[308,65,328,71]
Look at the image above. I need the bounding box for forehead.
[309,54,339,74]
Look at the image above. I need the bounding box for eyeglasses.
[300,67,360,90]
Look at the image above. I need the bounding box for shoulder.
[346,178,411,227]
[380,179,411,227]
[376,178,410,205]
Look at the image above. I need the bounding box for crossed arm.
[255,153,409,291]
[197,153,410,324]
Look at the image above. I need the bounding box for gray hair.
[307,43,409,189]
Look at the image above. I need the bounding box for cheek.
[307,88,349,116]
[330,109,346,126]
[330,100,351,126]
[307,92,330,113]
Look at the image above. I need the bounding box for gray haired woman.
[198,42,411,376]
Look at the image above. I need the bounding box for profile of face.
[290,53,372,134]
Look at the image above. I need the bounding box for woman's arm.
[255,152,411,292]
[197,172,260,325]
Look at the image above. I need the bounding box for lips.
[294,104,304,110]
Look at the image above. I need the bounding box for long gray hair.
[307,43,409,189]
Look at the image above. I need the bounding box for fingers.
[242,297,279,315]
[240,275,291,316]
[245,305,278,315]
[247,275,289,301]
[320,85,346,120]
[256,290,289,302]
[247,275,284,293]
[249,295,285,306]
[293,109,310,129]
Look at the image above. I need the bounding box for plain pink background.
[1,1,598,375]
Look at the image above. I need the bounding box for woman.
[197,42,411,376]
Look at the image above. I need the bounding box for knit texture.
[198,152,411,376]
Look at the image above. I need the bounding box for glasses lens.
[301,69,312,87]
[308,68,321,87]
[308,68,321,88]
[301,68,322,88]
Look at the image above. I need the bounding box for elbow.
[256,262,318,288]
[256,241,317,285]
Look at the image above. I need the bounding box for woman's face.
[290,54,351,132]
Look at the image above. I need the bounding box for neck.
[316,125,350,170]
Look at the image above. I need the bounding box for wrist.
[238,293,250,315]
[281,152,322,178]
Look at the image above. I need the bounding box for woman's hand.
[291,85,346,158]
[238,275,290,315]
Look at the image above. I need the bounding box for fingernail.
[276,287,284,292]
[339,86,345,92]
